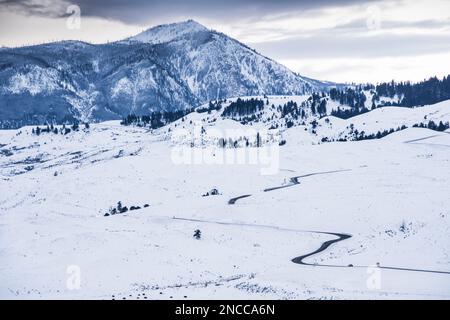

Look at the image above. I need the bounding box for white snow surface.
[130,20,208,44]
[6,65,60,96]
[0,101,450,300]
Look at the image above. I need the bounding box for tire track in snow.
[404,133,450,147]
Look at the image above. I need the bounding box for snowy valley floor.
[0,123,450,299]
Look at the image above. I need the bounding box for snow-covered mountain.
[127,20,318,99]
[0,20,326,128]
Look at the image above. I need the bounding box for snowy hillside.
[146,95,450,146]
[1,111,450,299]
[314,99,450,142]
[129,20,209,44]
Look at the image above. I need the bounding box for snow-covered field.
[1,102,450,299]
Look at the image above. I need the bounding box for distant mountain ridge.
[0,20,329,128]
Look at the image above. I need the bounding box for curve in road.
[291,231,450,275]
[228,169,352,204]
[228,194,252,205]
[173,216,450,275]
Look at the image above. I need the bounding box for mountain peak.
[130,19,208,44]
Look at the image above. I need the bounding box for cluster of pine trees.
[308,93,328,116]
[330,107,370,119]
[375,75,450,107]
[412,120,449,131]
[329,88,367,110]
[121,108,194,129]
[222,98,265,118]
[104,201,150,216]
[196,100,224,113]
[280,100,300,118]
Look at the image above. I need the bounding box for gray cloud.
[252,32,450,59]
[334,17,450,33]
[1,0,449,82]
[1,0,375,24]
[0,0,72,18]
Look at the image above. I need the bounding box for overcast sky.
[1,0,449,83]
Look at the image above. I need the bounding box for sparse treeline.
[121,108,194,129]
[196,100,225,113]
[272,95,325,119]
[279,96,325,125]
[354,120,449,141]
[326,120,449,142]
[104,201,150,217]
[412,120,449,131]
[0,114,80,130]
[351,125,408,141]
[0,119,40,130]
[270,95,327,127]
[215,132,268,148]
[31,122,89,135]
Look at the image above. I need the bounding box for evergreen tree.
[193,229,201,240]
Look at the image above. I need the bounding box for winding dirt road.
[291,232,352,265]
[222,168,450,275]
[173,216,450,275]
[228,169,352,204]
[228,194,252,205]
